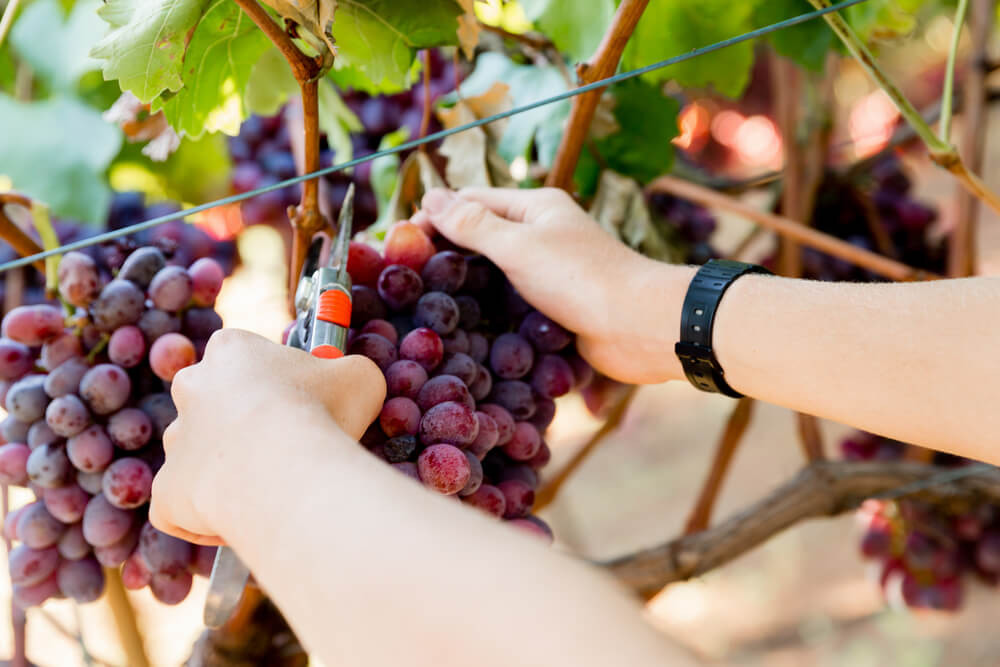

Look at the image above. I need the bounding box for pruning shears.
[203,184,356,628]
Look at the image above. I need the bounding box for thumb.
[421,188,513,257]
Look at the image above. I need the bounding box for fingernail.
[422,188,456,215]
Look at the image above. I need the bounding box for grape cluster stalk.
[340,221,596,536]
[844,432,999,611]
[0,247,226,606]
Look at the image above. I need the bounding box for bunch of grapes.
[0,247,226,607]
[646,193,722,265]
[341,222,593,537]
[779,156,946,281]
[844,431,999,611]
[229,50,456,232]
[0,191,237,315]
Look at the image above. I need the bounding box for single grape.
[0,416,30,444]
[90,280,145,332]
[467,332,489,364]
[40,333,82,372]
[3,505,23,541]
[7,375,50,423]
[385,360,428,400]
[530,354,573,399]
[183,308,223,340]
[438,353,477,386]
[421,251,467,294]
[188,257,225,306]
[360,319,398,346]
[419,401,479,447]
[347,242,385,287]
[497,461,539,490]
[17,501,66,549]
[13,571,60,607]
[503,422,542,462]
[108,408,153,450]
[490,334,534,380]
[190,545,217,577]
[477,404,514,445]
[102,458,153,509]
[67,425,114,473]
[57,557,105,603]
[462,255,495,293]
[384,222,435,272]
[9,544,60,586]
[45,394,91,437]
[459,451,483,497]
[150,571,193,605]
[2,305,65,345]
[497,479,534,519]
[527,441,551,469]
[76,470,105,495]
[417,375,475,412]
[442,329,469,356]
[468,364,492,402]
[377,264,423,311]
[350,285,388,327]
[462,484,506,518]
[26,443,72,488]
[149,333,196,382]
[488,381,536,420]
[118,246,166,288]
[138,309,181,343]
[149,266,193,311]
[43,484,90,523]
[413,292,459,335]
[518,311,570,352]
[467,412,500,459]
[418,444,471,495]
[399,328,443,371]
[82,494,134,547]
[454,296,481,331]
[529,396,556,432]
[121,552,152,590]
[0,443,30,484]
[94,527,140,567]
[57,523,90,560]
[79,364,131,414]
[348,333,398,372]
[0,339,33,380]
[138,393,176,438]
[108,326,146,368]
[139,521,193,575]
[44,357,89,398]
[57,252,101,307]
[379,397,421,438]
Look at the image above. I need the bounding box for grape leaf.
[622,0,758,98]
[330,0,464,87]
[454,0,480,59]
[0,95,122,224]
[317,80,363,163]
[158,0,272,137]
[244,48,300,116]
[258,0,336,65]
[519,0,615,62]
[754,0,833,72]
[91,0,210,103]
[9,0,106,92]
[593,79,679,185]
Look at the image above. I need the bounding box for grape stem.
[805,0,1000,220]
[646,175,941,282]
[0,192,47,275]
[545,0,651,191]
[939,0,971,143]
[232,0,324,300]
[601,460,1000,598]
[948,0,994,277]
[103,569,151,667]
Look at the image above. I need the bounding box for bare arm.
[150,330,699,667]
[416,187,1000,462]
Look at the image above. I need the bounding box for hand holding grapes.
[414,187,693,385]
[149,329,385,545]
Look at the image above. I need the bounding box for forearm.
[214,406,696,667]
[653,266,1000,461]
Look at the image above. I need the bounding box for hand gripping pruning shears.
[203,185,355,627]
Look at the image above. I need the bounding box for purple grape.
[360,319,398,345]
[421,251,467,293]
[385,360,428,399]
[419,401,479,447]
[530,354,573,399]
[529,396,556,432]
[489,381,536,420]
[138,393,176,438]
[348,333,398,371]
[467,412,499,460]
[182,308,223,340]
[527,441,551,469]
[43,484,90,523]
[102,458,153,509]
[108,325,146,368]
[67,425,114,472]
[40,333,82,372]
[467,332,489,363]
[462,484,506,518]
[377,264,423,311]
[79,364,131,415]
[442,329,469,355]
[0,416,30,443]
[57,557,105,603]
[189,257,225,306]
[138,309,181,343]
[0,339,33,380]
[191,545,217,577]
[76,470,105,494]
[2,305,64,346]
[57,523,90,560]
[7,376,50,423]
[489,334,534,380]
[454,296,481,330]
[44,357,89,398]
[438,353,477,385]
[468,364,492,402]
[26,443,72,488]
[150,571,193,605]
[0,443,30,484]
[418,443,471,495]
[503,422,542,462]
[9,544,59,586]
[139,521,192,575]
[107,408,153,450]
[379,397,421,438]
[93,527,139,567]
[413,292,459,335]
[90,279,145,332]
[45,394,91,437]
[350,285,388,327]
[82,494,133,547]
[459,451,483,497]
[17,501,66,549]
[13,572,60,607]
[118,246,166,288]
[417,375,474,411]
[149,266,193,311]
[399,328,443,371]
[519,312,572,353]
[497,479,534,519]
[478,404,514,445]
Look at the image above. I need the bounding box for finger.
[409,210,435,237]
[420,188,514,256]
[457,187,572,223]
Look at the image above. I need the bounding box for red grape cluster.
[0,247,225,607]
[647,193,722,265]
[342,222,593,539]
[844,431,998,611]
[229,51,455,232]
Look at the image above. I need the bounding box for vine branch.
[601,460,1000,597]
[646,176,940,282]
[545,0,650,191]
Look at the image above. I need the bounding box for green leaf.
[519,0,615,62]
[318,80,363,164]
[244,47,299,116]
[10,0,107,92]
[91,0,211,103]
[754,0,833,72]
[157,132,233,203]
[372,127,410,219]
[593,79,679,184]
[158,0,272,137]
[326,58,422,95]
[622,0,758,98]
[0,95,123,224]
[330,0,463,87]
[456,52,569,164]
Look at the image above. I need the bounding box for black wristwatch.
[674,259,771,398]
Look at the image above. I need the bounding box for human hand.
[149,329,386,544]
[413,187,692,384]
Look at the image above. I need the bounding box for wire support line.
[0,0,869,273]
